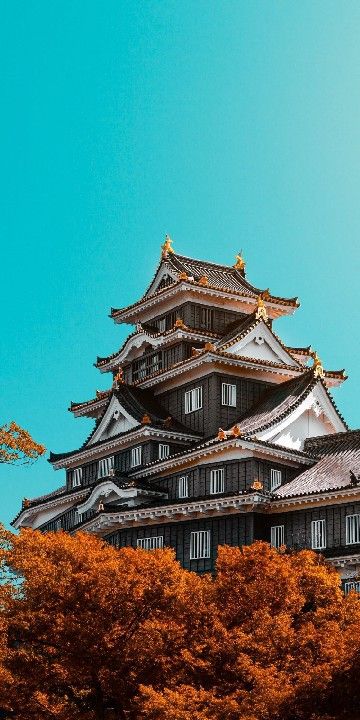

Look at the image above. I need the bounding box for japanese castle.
[13,237,360,589]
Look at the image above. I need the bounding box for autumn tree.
[1,531,360,720]
[0,422,45,465]
[0,527,212,720]
[139,543,360,720]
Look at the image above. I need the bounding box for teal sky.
[1,1,360,528]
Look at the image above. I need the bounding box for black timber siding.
[257,502,360,555]
[148,458,299,500]
[157,373,271,437]
[115,441,184,473]
[123,342,197,384]
[105,514,254,573]
[148,302,245,335]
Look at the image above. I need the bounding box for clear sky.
[1,1,360,528]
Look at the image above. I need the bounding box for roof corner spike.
[255,294,268,321]
[311,351,325,379]
[161,234,174,258]
[234,250,246,273]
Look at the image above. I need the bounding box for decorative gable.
[87,396,139,446]
[223,321,299,367]
[259,384,346,451]
[144,263,179,297]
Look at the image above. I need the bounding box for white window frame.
[137,536,163,550]
[311,519,326,550]
[190,530,211,559]
[71,467,83,488]
[158,318,166,333]
[184,386,203,414]
[270,525,284,549]
[131,446,142,468]
[270,468,282,491]
[97,456,114,479]
[158,443,170,460]
[346,514,360,545]
[210,468,224,495]
[178,475,189,498]
[221,382,237,407]
[344,580,360,595]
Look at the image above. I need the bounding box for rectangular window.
[221,382,237,407]
[210,468,224,495]
[137,536,163,550]
[184,386,203,414]
[311,519,326,550]
[190,530,211,559]
[200,307,213,329]
[158,443,170,460]
[178,475,189,498]
[344,581,360,595]
[270,469,282,491]
[131,446,142,468]
[97,456,114,479]
[158,318,166,333]
[71,467,83,488]
[346,514,360,545]
[54,518,62,531]
[270,525,285,549]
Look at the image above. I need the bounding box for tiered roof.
[110,249,299,324]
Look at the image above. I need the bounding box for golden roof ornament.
[161,234,174,258]
[232,425,241,437]
[113,367,124,388]
[198,275,209,286]
[204,341,216,352]
[312,351,325,379]
[250,479,263,491]
[179,271,188,281]
[174,317,186,329]
[255,295,268,321]
[234,251,246,272]
[141,414,151,425]
[217,428,227,441]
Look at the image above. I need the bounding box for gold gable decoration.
[312,351,325,379]
[161,234,174,258]
[234,251,246,272]
[255,294,268,321]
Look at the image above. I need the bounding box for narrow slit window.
[184,386,203,414]
[270,525,284,549]
[137,536,163,550]
[311,519,326,550]
[270,469,282,491]
[221,383,236,407]
[158,443,170,460]
[346,514,360,545]
[131,446,142,468]
[71,467,83,488]
[97,456,114,479]
[190,530,211,559]
[178,476,189,498]
[210,468,224,494]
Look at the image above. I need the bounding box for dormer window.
[98,456,114,479]
[71,467,82,488]
[158,444,170,460]
[131,446,142,468]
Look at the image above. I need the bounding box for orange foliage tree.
[0,531,359,720]
[0,422,45,465]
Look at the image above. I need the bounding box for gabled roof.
[275,430,360,498]
[216,312,300,367]
[236,370,347,437]
[110,252,299,323]
[50,385,201,465]
[95,324,220,373]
